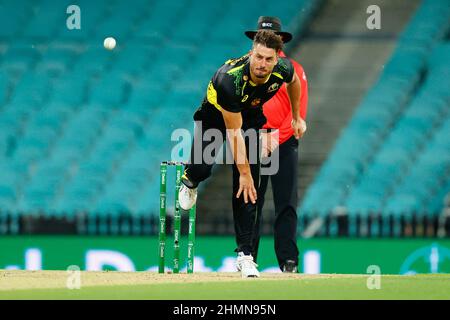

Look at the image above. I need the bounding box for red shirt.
[262,51,308,144]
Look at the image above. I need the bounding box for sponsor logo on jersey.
[251,98,261,107]
[267,83,280,93]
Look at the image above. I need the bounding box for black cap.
[245,16,292,43]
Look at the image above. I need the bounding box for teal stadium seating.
[0,0,321,222]
[301,0,450,221]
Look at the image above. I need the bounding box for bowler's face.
[249,44,278,80]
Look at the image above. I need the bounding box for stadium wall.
[1,236,449,275]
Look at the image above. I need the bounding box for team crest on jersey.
[267,83,280,93]
[251,98,261,107]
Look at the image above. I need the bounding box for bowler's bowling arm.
[221,108,250,176]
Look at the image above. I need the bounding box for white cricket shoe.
[236,252,260,278]
[178,183,197,210]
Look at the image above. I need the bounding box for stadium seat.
[0,0,339,218]
[300,1,450,218]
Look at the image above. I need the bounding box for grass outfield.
[1,271,449,300]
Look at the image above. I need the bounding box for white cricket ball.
[104,37,116,50]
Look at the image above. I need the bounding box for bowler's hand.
[236,173,257,204]
[291,118,307,139]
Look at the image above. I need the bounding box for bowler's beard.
[254,68,269,78]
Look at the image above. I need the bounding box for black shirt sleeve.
[277,57,295,83]
[212,72,242,113]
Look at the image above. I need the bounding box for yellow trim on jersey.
[272,72,284,80]
[227,64,245,75]
[241,81,247,96]
[207,81,222,111]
